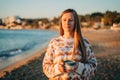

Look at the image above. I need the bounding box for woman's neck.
[63,32,74,39]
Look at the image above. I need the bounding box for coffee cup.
[64,60,76,70]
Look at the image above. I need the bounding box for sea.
[0,29,58,69]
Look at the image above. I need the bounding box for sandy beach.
[0,29,120,80]
[0,47,47,77]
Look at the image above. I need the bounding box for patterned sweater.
[42,36,97,80]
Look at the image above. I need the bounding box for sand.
[0,29,120,78]
[0,48,47,77]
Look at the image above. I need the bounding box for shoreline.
[0,29,119,79]
[0,47,47,77]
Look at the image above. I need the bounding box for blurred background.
[0,0,120,80]
[0,0,120,30]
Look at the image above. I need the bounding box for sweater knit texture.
[42,36,97,80]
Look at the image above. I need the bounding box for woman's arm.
[42,39,64,78]
[76,38,97,77]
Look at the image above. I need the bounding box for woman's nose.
[66,20,70,25]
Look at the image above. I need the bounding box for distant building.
[2,16,21,26]
[81,22,89,27]
[2,18,9,25]
[93,22,101,29]
[111,23,120,31]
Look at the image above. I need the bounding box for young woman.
[42,9,97,80]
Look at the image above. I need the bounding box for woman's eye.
[62,19,73,22]
[62,19,66,21]
[69,19,73,21]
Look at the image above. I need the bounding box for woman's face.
[61,12,75,33]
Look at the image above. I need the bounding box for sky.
[0,0,120,19]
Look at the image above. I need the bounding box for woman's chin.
[64,29,73,32]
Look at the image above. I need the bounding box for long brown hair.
[59,9,87,63]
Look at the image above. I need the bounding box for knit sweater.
[42,36,97,80]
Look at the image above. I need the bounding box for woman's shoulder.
[83,37,91,47]
[49,36,62,44]
[83,37,89,44]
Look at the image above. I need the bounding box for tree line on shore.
[0,10,120,29]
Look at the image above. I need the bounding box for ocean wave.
[0,42,37,61]
[0,48,23,61]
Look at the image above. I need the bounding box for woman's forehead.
[62,13,74,19]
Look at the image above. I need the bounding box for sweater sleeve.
[76,38,97,77]
[42,39,62,78]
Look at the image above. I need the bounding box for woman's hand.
[65,61,79,72]
[58,63,65,72]
[74,62,79,70]
[58,61,79,73]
